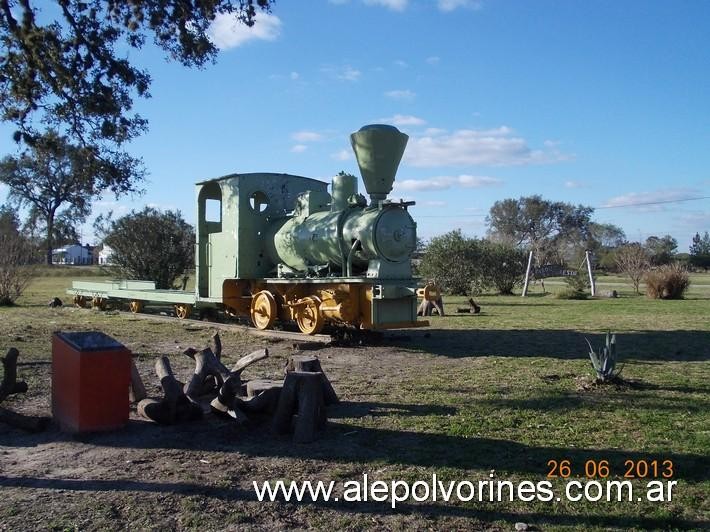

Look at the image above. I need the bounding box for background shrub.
[644,264,690,299]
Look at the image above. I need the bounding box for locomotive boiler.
[68,124,425,335]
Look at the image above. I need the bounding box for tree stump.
[284,355,338,405]
[272,371,326,443]
[0,348,50,432]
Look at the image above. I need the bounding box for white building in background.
[52,244,93,265]
[98,245,114,265]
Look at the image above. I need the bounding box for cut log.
[293,372,326,444]
[285,355,338,405]
[129,359,147,403]
[247,379,283,398]
[183,347,231,400]
[0,348,26,403]
[0,407,51,432]
[232,348,269,374]
[457,298,481,314]
[210,332,222,360]
[418,297,445,317]
[233,386,282,414]
[138,356,202,424]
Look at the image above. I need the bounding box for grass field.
[0,268,708,531]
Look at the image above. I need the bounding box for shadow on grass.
[0,474,707,531]
[387,329,710,361]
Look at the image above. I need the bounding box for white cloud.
[603,188,702,211]
[364,0,408,11]
[385,89,416,101]
[290,144,308,153]
[208,12,282,50]
[394,60,408,68]
[337,66,361,81]
[291,131,323,142]
[426,56,440,65]
[564,180,587,189]
[404,127,572,167]
[331,149,352,161]
[290,72,300,80]
[438,0,482,12]
[394,174,502,192]
[377,114,426,126]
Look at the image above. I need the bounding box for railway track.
[117,310,334,344]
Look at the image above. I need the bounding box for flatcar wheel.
[73,295,87,308]
[174,304,191,320]
[129,300,143,314]
[92,297,105,310]
[295,296,324,335]
[250,290,277,330]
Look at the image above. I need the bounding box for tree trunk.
[45,212,55,266]
[293,372,326,444]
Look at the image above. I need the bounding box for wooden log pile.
[136,333,338,443]
[417,296,445,316]
[0,348,51,432]
[456,297,481,314]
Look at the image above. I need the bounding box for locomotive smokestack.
[350,124,408,204]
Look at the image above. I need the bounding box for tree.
[0,1,273,183]
[418,230,486,295]
[0,131,141,264]
[100,207,195,289]
[481,241,527,295]
[615,243,650,294]
[644,235,678,266]
[689,231,710,271]
[0,210,35,305]
[487,195,594,267]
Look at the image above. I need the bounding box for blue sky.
[1,0,709,250]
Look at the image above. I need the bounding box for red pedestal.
[52,331,130,433]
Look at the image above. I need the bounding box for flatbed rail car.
[67,124,429,335]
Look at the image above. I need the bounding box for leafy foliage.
[0,1,272,182]
[614,243,650,294]
[419,231,527,296]
[486,195,594,267]
[419,230,486,295]
[0,131,142,264]
[558,270,590,299]
[689,231,710,271]
[100,207,195,289]
[480,241,526,295]
[644,235,678,266]
[585,332,623,383]
[644,263,691,300]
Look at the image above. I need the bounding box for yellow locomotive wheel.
[295,296,324,335]
[250,290,277,330]
[91,297,106,310]
[73,295,87,308]
[174,304,191,320]
[129,300,144,314]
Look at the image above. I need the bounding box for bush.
[644,264,690,299]
[0,231,36,305]
[100,207,195,289]
[481,242,526,295]
[419,230,486,295]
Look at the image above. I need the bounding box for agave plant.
[585,332,623,382]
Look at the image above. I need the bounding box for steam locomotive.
[69,124,424,335]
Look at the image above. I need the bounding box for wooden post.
[522,250,534,297]
[585,250,596,297]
